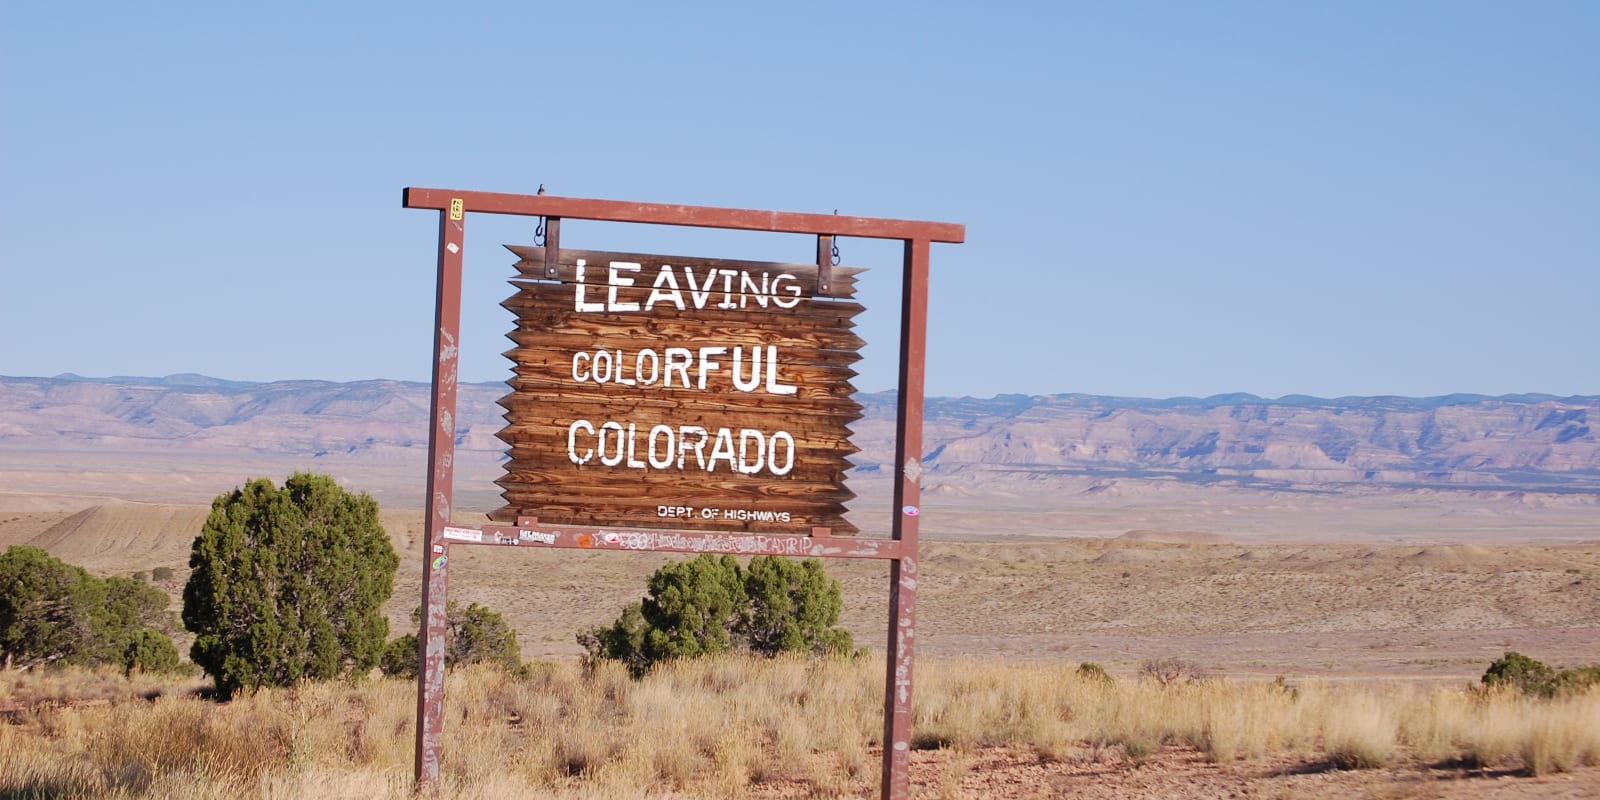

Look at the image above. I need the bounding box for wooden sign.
[406,187,960,799]
[493,246,866,534]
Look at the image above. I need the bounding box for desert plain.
[3,447,1597,681]
[2,439,1598,798]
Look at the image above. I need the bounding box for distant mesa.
[3,374,1598,496]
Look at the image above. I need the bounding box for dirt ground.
[2,467,1598,798]
[895,746,1600,800]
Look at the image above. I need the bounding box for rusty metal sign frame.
[402,187,963,799]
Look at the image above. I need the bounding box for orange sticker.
[576,533,593,549]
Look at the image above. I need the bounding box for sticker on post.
[902,505,920,517]
[442,526,482,543]
[518,529,556,545]
[431,555,448,570]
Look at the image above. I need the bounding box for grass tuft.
[2,660,1597,796]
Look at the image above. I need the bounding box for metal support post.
[415,198,466,787]
[881,237,930,800]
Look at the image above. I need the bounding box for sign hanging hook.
[831,210,842,266]
[532,184,562,279]
[533,184,549,246]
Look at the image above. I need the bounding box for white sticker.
[442,526,482,543]
[518,529,556,545]
[446,242,460,254]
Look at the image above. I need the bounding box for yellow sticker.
[449,198,464,221]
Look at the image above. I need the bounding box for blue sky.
[2,2,1595,399]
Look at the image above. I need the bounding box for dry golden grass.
[1,659,1597,798]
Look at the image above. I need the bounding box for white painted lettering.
[599,421,626,467]
[624,423,645,468]
[683,267,714,309]
[573,259,604,312]
[647,424,675,469]
[717,269,740,309]
[732,346,762,393]
[738,429,765,475]
[607,262,641,312]
[567,420,595,465]
[613,350,636,385]
[635,348,661,385]
[664,347,693,388]
[646,266,686,310]
[772,272,802,308]
[763,346,798,395]
[678,425,709,470]
[707,428,737,472]
[767,430,796,475]
[696,346,728,390]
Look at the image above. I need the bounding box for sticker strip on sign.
[442,526,482,543]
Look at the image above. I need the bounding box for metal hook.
[534,216,547,247]
[830,210,841,265]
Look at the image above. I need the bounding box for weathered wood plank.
[502,287,864,329]
[499,453,857,484]
[496,470,854,499]
[496,244,866,536]
[496,414,861,441]
[488,511,858,536]
[488,502,860,535]
[497,417,861,451]
[493,490,855,518]
[504,345,860,379]
[503,365,860,401]
[502,444,857,473]
[505,245,863,297]
[503,325,865,358]
[497,381,863,413]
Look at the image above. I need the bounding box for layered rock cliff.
[3,375,1596,492]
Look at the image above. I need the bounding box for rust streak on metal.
[881,237,931,800]
[414,204,465,788]
[541,218,560,279]
[817,234,834,297]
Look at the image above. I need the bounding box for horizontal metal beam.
[403,188,965,244]
[439,520,904,560]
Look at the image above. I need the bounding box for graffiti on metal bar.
[441,523,902,560]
